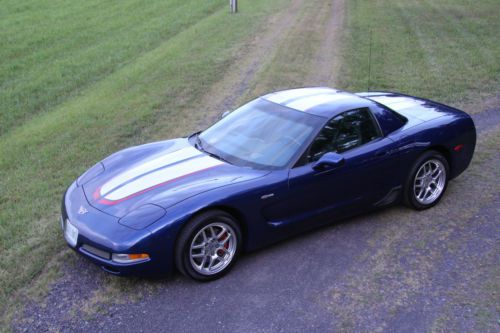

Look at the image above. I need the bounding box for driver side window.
[307,108,381,162]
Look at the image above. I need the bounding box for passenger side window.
[308,108,381,162]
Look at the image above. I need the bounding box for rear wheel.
[404,151,449,210]
[175,210,241,281]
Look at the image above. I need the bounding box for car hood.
[82,138,268,217]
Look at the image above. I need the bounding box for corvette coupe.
[62,87,476,280]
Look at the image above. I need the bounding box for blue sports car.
[62,87,476,280]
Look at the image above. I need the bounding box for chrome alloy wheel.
[189,222,237,276]
[413,159,446,205]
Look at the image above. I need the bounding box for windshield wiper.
[194,133,230,164]
[204,149,231,164]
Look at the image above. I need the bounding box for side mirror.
[312,152,344,171]
[220,110,231,119]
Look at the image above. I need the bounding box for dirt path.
[195,0,306,128]
[306,0,345,86]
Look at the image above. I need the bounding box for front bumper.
[61,217,153,275]
[61,182,174,276]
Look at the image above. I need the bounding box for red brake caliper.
[218,232,229,256]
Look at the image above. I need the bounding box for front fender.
[145,171,288,255]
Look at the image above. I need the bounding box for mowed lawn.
[338,0,499,109]
[0,0,288,320]
[0,0,224,136]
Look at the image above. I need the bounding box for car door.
[264,108,401,229]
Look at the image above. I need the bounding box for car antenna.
[367,29,373,91]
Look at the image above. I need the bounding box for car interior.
[308,108,380,162]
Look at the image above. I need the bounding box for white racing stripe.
[370,96,426,110]
[104,155,223,201]
[369,96,409,105]
[387,100,426,111]
[285,93,351,111]
[265,87,336,104]
[100,146,201,196]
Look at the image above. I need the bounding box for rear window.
[369,102,407,135]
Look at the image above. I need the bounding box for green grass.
[0,0,288,322]
[338,0,500,109]
[0,0,226,136]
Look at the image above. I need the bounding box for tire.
[175,210,242,281]
[404,150,449,210]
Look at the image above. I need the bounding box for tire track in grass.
[306,0,345,86]
[196,0,307,125]
[241,0,344,100]
[194,0,307,126]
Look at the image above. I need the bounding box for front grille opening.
[81,244,111,260]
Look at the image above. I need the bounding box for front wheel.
[404,151,449,210]
[175,210,242,281]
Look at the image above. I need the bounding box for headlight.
[118,204,166,230]
[112,253,150,264]
[77,162,104,186]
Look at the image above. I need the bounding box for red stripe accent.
[96,165,221,205]
[93,186,102,200]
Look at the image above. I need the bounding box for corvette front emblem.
[78,206,88,215]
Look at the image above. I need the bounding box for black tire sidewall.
[404,151,449,210]
[175,210,242,281]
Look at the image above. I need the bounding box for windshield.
[197,98,324,169]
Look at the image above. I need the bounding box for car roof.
[261,87,373,118]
